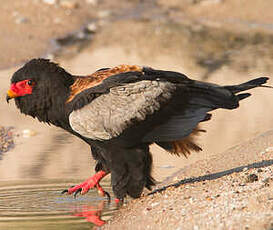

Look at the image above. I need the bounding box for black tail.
[224,77,270,94]
[224,77,271,102]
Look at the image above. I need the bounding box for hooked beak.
[6,89,18,103]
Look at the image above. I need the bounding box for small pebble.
[180,209,186,216]
[246,173,258,183]
[263,177,272,186]
[15,16,29,24]
[151,202,159,207]
[200,0,223,5]
[76,31,86,39]
[86,0,97,5]
[265,147,273,152]
[45,53,54,60]
[22,129,37,138]
[65,9,72,15]
[142,209,148,215]
[60,0,79,9]
[54,17,61,24]
[98,10,111,18]
[159,165,174,169]
[12,11,19,17]
[193,225,199,230]
[86,22,97,33]
[42,0,56,4]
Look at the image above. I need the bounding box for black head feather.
[11,59,74,126]
[11,59,74,86]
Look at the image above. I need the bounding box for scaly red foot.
[62,170,110,200]
[114,198,124,207]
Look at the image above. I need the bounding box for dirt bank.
[103,131,273,230]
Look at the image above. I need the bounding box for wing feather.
[67,65,143,102]
[143,106,210,142]
[69,80,176,140]
[68,67,241,145]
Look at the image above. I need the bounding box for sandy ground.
[103,131,273,230]
[0,0,272,229]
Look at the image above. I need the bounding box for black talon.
[74,188,82,199]
[116,198,124,206]
[61,185,75,194]
[61,189,68,194]
[104,191,111,202]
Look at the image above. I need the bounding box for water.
[0,179,117,229]
[0,126,118,229]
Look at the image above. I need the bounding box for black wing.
[69,68,268,144]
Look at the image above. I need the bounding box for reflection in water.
[0,180,117,229]
[73,201,107,227]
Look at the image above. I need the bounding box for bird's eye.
[27,80,34,86]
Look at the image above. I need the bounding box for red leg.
[114,198,124,206]
[62,170,109,199]
[114,198,121,204]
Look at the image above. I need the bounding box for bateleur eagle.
[6,59,270,202]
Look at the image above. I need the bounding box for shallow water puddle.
[0,180,117,229]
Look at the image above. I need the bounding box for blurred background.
[0,0,272,229]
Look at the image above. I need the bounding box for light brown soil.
[103,131,273,230]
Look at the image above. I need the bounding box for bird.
[6,58,270,202]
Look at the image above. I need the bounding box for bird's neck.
[33,78,75,131]
[46,89,72,129]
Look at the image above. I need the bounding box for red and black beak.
[6,88,18,103]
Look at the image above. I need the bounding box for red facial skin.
[9,79,35,97]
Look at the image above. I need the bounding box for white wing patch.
[69,80,176,140]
